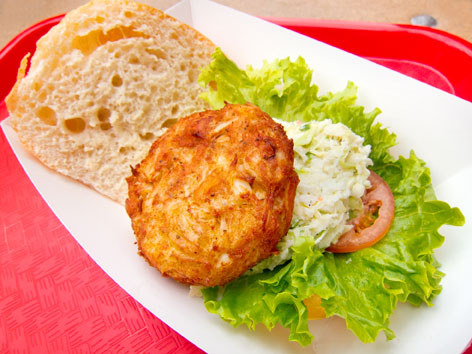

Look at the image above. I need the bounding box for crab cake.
[126,103,299,286]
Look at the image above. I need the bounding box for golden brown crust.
[126,103,299,286]
[5,54,30,128]
[87,0,215,49]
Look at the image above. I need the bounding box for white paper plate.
[2,0,472,353]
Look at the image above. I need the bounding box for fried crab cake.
[126,103,299,286]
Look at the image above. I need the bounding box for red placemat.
[1,15,472,354]
[0,100,205,352]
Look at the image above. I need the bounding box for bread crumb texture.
[6,0,215,204]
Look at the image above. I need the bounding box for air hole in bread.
[171,105,179,115]
[162,118,178,128]
[36,106,57,126]
[38,91,47,102]
[139,132,155,140]
[129,55,139,64]
[64,118,86,133]
[124,11,134,18]
[97,107,111,122]
[146,48,167,60]
[95,16,105,23]
[180,63,186,71]
[119,146,134,154]
[188,69,198,83]
[111,74,123,87]
[72,26,148,55]
[100,123,112,131]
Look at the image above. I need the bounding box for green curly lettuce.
[198,48,465,346]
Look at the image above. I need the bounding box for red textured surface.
[0,109,204,354]
[268,18,472,103]
[1,15,472,354]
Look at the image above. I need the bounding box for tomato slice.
[326,171,395,253]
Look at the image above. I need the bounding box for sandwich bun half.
[6,0,216,204]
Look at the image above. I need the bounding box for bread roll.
[6,0,215,204]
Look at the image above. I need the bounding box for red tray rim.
[266,16,472,49]
[1,13,471,354]
[2,14,472,104]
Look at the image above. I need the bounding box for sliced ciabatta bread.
[6,0,215,205]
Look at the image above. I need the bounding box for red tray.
[1,15,471,354]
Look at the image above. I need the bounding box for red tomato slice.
[326,171,395,253]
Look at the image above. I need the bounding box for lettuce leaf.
[198,48,465,346]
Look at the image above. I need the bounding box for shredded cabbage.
[250,119,372,273]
